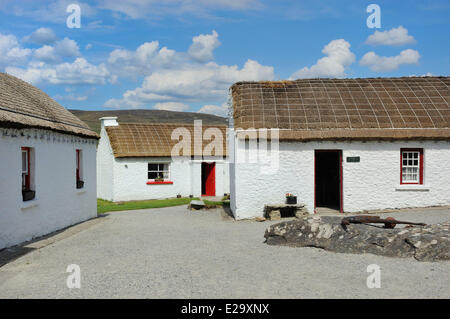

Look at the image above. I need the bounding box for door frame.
[201,162,216,196]
[314,150,343,213]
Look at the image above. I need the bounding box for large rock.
[264,216,450,262]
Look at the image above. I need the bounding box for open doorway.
[315,150,342,213]
[201,162,216,196]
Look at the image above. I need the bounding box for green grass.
[203,200,226,206]
[97,197,198,214]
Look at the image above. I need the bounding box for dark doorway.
[315,150,342,212]
[201,162,216,196]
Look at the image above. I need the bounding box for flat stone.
[264,216,450,262]
[189,200,205,210]
[268,210,281,221]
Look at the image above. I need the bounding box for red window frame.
[76,149,81,182]
[21,147,31,190]
[400,148,423,185]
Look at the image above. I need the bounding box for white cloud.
[153,102,190,112]
[4,0,96,23]
[198,103,228,117]
[366,26,416,46]
[54,37,80,58]
[290,39,355,79]
[33,38,80,64]
[33,45,58,63]
[24,27,57,45]
[7,58,110,85]
[188,30,220,62]
[0,33,32,67]
[104,59,274,108]
[54,93,88,101]
[97,0,261,19]
[409,72,433,77]
[107,41,178,77]
[360,49,420,72]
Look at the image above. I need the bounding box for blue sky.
[0,0,449,116]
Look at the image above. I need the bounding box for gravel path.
[0,206,449,298]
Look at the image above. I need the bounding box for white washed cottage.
[229,77,450,219]
[0,73,98,249]
[97,117,229,201]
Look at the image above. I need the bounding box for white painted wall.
[96,126,114,201]
[110,156,229,201]
[230,137,450,219]
[0,128,97,249]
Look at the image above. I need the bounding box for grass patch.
[203,200,224,206]
[97,197,198,214]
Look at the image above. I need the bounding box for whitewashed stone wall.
[231,138,450,220]
[0,128,97,249]
[96,126,114,201]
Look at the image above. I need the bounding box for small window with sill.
[401,148,423,184]
[148,163,170,181]
[76,149,84,189]
[21,147,35,201]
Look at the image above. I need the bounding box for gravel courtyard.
[0,206,449,298]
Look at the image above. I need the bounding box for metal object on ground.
[341,215,426,229]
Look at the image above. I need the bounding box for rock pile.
[264,216,450,262]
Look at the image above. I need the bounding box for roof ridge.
[118,122,228,127]
[231,76,450,86]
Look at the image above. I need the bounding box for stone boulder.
[264,216,450,262]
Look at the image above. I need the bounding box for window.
[401,148,423,184]
[21,147,35,201]
[76,149,84,189]
[22,147,30,190]
[148,163,169,180]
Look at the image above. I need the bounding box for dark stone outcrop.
[264,216,450,262]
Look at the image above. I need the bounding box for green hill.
[69,109,228,134]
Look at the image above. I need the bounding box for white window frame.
[147,163,170,181]
[401,149,423,184]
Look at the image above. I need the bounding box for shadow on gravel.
[0,215,108,268]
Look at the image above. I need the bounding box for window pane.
[22,151,27,172]
[148,164,158,171]
[148,172,158,179]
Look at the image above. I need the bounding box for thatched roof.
[106,123,228,158]
[0,73,98,139]
[231,77,450,141]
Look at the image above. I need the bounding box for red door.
[202,162,216,196]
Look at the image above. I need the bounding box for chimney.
[99,117,118,129]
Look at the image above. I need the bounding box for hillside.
[69,109,228,133]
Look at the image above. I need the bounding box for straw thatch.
[106,123,228,158]
[231,77,450,141]
[0,72,98,139]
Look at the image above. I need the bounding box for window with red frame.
[76,149,84,188]
[21,147,31,190]
[401,148,423,184]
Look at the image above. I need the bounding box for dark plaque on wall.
[346,156,360,163]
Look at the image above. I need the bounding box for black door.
[315,150,342,211]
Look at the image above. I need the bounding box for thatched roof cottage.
[97,118,229,201]
[0,72,98,249]
[228,76,450,219]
